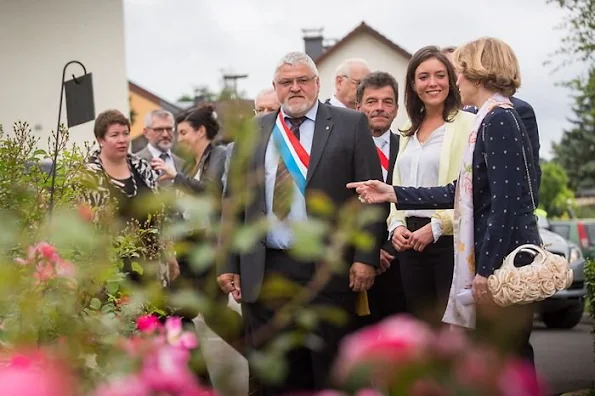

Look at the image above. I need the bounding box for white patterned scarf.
[442,93,513,329]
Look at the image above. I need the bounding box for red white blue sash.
[271,113,310,195]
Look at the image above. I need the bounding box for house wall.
[0,0,128,149]
[316,31,410,131]
[129,88,161,139]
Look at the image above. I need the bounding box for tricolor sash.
[271,113,310,195]
[376,146,389,173]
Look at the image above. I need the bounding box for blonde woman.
[349,38,540,366]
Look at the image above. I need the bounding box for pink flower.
[34,261,55,284]
[333,315,434,383]
[165,316,198,349]
[92,375,150,396]
[55,259,76,278]
[498,360,547,396]
[140,344,198,394]
[0,350,76,396]
[453,347,497,390]
[431,326,468,359]
[36,242,59,262]
[136,315,162,333]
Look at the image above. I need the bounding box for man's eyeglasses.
[275,75,317,88]
[341,75,361,86]
[149,126,174,134]
[254,107,278,115]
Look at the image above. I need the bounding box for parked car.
[536,215,587,329]
[549,218,595,260]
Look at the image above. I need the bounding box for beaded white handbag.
[483,111,573,307]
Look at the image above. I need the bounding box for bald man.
[326,58,371,109]
[254,87,280,115]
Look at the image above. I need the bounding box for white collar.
[329,95,347,108]
[372,129,391,146]
[147,143,172,158]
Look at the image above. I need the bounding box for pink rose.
[498,360,547,396]
[92,374,150,396]
[165,316,198,349]
[333,315,433,383]
[140,345,197,394]
[136,315,162,333]
[0,350,76,396]
[453,347,497,390]
[55,259,76,279]
[431,326,468,359]
[35,242,59,263]
[34,262,55,284]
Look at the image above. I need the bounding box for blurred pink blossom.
[334,315,434,382]
[92,374,150,396]
[165,316,198,349]
[136,314,162,333]
[140,344,199,394]
[498,360,547,396]
[0,349,76,396]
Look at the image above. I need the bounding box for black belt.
[405,216,431,231]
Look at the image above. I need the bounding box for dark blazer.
[222,102,385,302]
[173,144,226,196]
[392,107,541,278]
[510,97,541,200]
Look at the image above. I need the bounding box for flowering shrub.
[328,315,546,396]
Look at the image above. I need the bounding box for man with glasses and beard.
[135,109,184,186]
[218,51,384,394]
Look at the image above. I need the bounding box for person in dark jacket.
[151,105,246,373]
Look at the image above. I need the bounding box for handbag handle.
[499,243,547,270]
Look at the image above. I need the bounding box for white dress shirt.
[264,103,318,249]
[328,95,347,108]
[390,124,446,242]
[372,129,391,182]
[147,143,176,171]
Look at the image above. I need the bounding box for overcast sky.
[123,0,587,158]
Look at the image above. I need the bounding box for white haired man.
[254,87,280,115]
[218,51,384,394]
[326,58,371,109]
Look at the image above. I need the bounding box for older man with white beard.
[218,51,385,394]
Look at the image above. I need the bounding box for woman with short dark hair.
[81,109,175,284]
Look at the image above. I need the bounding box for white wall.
[0,0,128,150]
[316,31,411,131]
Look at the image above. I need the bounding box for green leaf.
[131,262,143,275]
[89,298,101,310]
[106,281,119,295]
[289,219,328,261]
[250,351,288,385]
